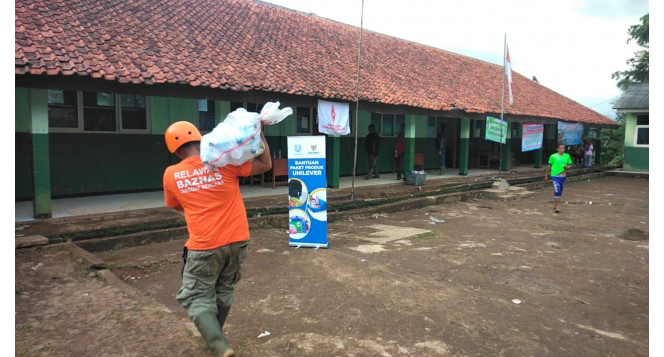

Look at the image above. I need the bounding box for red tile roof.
[15,0,618,126]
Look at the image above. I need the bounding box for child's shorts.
[552,175,566,198]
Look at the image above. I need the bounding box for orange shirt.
[163,156,252,250]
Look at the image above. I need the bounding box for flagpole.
[351,0,364,200]
[499,33,506,179]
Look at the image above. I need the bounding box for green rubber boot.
[217,305,231,330]
[192,311,235,357]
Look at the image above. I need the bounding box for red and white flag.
[317,99,350,135]
[505,45,513,105]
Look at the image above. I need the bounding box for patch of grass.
[16,323,32,332]
[147,262,165,273]
[411,231,436,243]
[130,303,145,313]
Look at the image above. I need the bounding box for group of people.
[365,123,594,216]
[568,139,595,167]
[364,123,447,181]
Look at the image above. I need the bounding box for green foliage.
[628,13,649,47]
[600,113,625,167]
[612,13,649,91]
[604,14,648,166]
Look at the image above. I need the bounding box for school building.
[15,0,619,218]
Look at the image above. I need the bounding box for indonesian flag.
[506,45,513,105]
[317,99,350,135]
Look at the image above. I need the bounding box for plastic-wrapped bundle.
[200,101,292,169]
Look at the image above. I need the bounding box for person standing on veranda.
[435,123,447,175]
[364,124,381,179]
[394,130,405,180]
[583,139,594,167]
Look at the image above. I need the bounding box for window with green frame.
[83,92,116,131]
[120,94,147,130]
[295,106,321,135]
[344,109,355,136]
[198,99,216,132]
[370,112,404,137]
[48,89,78,128]
[428,116,448,137]
[47,90,149,133]
[230,101,265,113]
[395,115,405,135]
[370,112,381,134]
[473,119,485,138]
[635,114,649,146]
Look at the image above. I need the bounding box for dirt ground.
[15,175,649,356]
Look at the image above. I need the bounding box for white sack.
[200,102,292,169]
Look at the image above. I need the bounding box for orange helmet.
[165,121,201,153]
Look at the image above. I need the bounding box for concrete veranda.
[15,167,533,222]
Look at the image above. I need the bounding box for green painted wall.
[16,133,34,200]
[48,133,170,196]
[623,113,649,172]
[151,97,198,134]
[15,87,31,133]
[326,135,340,188]
[624,147,649,171]
[404,115,417,171]
[410,115,434,171]
[459,118,470,175]
[341,111,371,176]
[217,101,230,125]
[624,113,637,149]
[28,89,52,216]
[15,92,198,199]
[17,87,598,200]
[16,88,35,200]
[32,133,52,217]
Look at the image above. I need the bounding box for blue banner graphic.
[287,136,328,249]
[557,122,584,146]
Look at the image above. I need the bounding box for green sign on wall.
[486,116,507,144]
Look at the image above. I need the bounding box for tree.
[599,113,625,167]
[611,13,649,91]
[600,14,649,167]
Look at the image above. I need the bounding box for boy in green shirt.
[544,144,572,213]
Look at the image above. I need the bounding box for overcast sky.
[262,0,649,119]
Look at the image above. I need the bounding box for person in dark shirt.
[364,124,381,179]
[394,130,405,180]
[435,123,447,175]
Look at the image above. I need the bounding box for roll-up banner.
[287,136,328,249]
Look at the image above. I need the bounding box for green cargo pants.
[176,240,250,319]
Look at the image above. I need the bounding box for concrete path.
[16,168,514,222]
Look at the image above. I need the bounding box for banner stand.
[287,136,329,249]
[292,243,326,249]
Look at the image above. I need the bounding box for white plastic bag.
[200,102,292,169]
